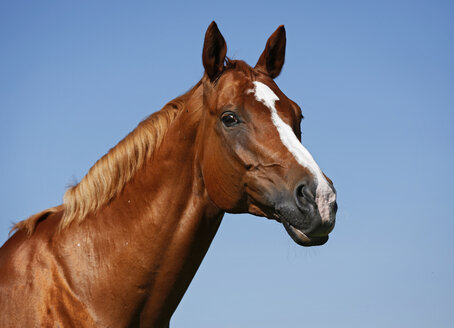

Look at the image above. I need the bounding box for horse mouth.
[283,221,329,247]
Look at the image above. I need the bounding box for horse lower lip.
[286,223,311,243]
[283,222,329,247]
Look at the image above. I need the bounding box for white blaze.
[249,81,336,222]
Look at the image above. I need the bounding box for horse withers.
[0,22,337,327]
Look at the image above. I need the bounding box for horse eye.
[221,112,240,127]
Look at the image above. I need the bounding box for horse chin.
[283,222,329,247]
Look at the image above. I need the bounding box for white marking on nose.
[248,81,336,222]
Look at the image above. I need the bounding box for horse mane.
[60,104,180,230]
[13,82,201,235]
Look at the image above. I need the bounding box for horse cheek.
[202,143,244,212]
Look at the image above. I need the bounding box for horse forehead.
[246,80,294,119]
[216,75,253,103]
[216,75,295,120]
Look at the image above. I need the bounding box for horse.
[0,22,337,327]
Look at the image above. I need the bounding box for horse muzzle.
[273,180,337,247]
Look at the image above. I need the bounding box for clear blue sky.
[1,1,453,327]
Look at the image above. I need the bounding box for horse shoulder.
[0,211,97,327]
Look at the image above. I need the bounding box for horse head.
[198,22,337,246]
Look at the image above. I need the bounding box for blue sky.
[1,1,453,327]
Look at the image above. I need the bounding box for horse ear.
[255,25,286,79]
[202,21,227,81]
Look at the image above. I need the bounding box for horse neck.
[59,85,224,326]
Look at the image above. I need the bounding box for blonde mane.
[60,105,180,230]
[13,85,199,235]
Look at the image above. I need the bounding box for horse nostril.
[296,184,305,199]
[293,181,317,216]
[294,181,316,204]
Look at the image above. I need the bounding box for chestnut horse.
[0,22,337,327]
